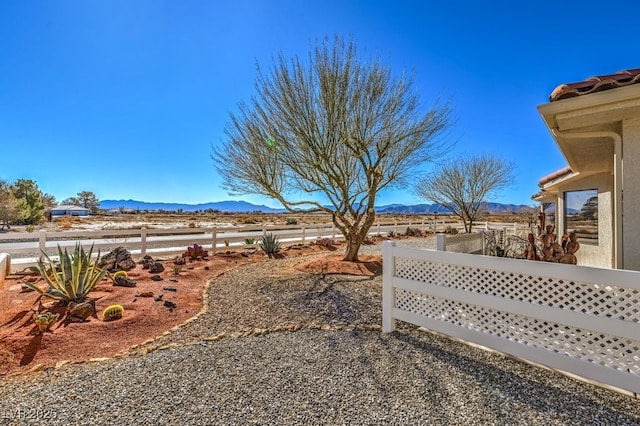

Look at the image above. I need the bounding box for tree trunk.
[343,235,363,262]
[341,209,376,262]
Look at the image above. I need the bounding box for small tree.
[77,191,100,214]
[62,191,100,213]
[213,36,452,261]
[415,154,515,233]
[11,179,46,225]
[61,197,79,206]
[0,179,19,229]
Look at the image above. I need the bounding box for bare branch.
[214,35,452,260]
[415,154,515,233]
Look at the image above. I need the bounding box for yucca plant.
[25,244,106,304]
[259,233,281,257]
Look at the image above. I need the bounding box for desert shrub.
[238,215,258,224]
[259,233,281,257]
[244,238,256,245]
[445,225,459,234]
[286,218,298,225]
[25,244,106,304]
[315,237,334,248]
[387,231,396,238]
[188,222,196,228]
[57,217,74,229]
[183,243,209,260]
[25,224,35,233]
[405,227,422,237]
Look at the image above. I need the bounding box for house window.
[564,189,598,245]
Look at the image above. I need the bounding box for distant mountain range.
[99,199,531,214]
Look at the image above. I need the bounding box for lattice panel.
[395,289,640,376]
[395,259,640,323]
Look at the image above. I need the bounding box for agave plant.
[259,233,281,257]
[25,244,106,304]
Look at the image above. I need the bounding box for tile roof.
[549,68,640,102]
[538,166,572,187]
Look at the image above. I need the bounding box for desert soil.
[0,241,381,376]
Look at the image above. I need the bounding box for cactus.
[182,243,209,260]
[102,304,124,321]
[33,311,60,332]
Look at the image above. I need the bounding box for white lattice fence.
[382,241,640,395]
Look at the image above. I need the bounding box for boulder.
[98,247,136,272]
[113,275,137,287]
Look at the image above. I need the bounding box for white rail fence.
[0,220,463,268]
[382,241,640,395]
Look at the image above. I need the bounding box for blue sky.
[1,1,638,209]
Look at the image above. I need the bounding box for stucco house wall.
[536,68,640,271]
[622,118,640,270]
[548,173,613,269]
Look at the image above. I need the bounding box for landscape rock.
[163,286,177,292]
[140,255,154,269]
[164,301,177,309]
[68,301,94,321]
[149,262,165,273]
[98,247,136,272]
[151,275,163,281]
[113,275,137,287]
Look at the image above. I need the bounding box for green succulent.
[25,244,106,304]
[259,233,281,257]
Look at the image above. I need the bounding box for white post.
[394,223,398,234]
[436,233,446,251]
[382,241,396,333]
[301,224,306,243]
[478,229,486,255]
[140,227,148,257]
[211,229,217,255]
[331,224,335,239]
[38,230,47,254]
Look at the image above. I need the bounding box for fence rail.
[0,219,470,269]
[382,240,640,396]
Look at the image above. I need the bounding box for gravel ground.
[1,237,639,425]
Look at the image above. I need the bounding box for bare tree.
[415,154,515,233]
[214,36,452,261]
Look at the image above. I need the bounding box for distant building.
[50,205,91,217]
